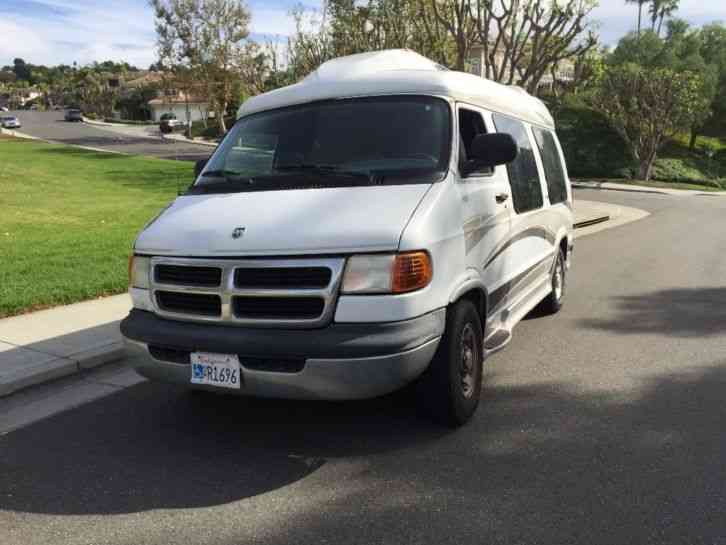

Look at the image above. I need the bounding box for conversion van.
[121,50,573,426]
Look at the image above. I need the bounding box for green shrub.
[554,104,633,178]
[650,158,721,187]
[189,117,235,140]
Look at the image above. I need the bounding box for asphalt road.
[3,189,726,545]
[7,110,212,162]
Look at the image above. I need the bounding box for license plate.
[190,352,241,389]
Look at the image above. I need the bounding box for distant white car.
[1,115,21,129]
[0,106,9,112]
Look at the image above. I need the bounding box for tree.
[690,23,726,148]
[649,0,679,37]
[423,0,477,71]
[150,0,252,133]
[284,0,457,84]
[287,0,599,95]
[591,63,710,180]
[12,58,31,82]
[468,0,599,93]
[625,0,647,37]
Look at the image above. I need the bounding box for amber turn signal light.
[392,251,433,294]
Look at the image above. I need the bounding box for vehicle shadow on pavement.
[3,363,726,545]
[0,381,447,515]
[579,287,726,337]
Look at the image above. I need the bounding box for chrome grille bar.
[149,256,346,328]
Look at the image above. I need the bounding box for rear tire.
[540,248,566,314]
[416,299,484,427]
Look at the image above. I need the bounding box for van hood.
[134,184,433,256]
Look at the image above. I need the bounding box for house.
[147,88,210,124]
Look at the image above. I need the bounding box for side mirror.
[466,133,519,171]
[194,158,208,178]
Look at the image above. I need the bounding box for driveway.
[8,110,212,162]
[2,189,726,545]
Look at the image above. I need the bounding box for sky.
[1,0,725,69]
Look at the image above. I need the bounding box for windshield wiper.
[200,169,248,179]
[274,164,371,179]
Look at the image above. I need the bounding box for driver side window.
[458,107,492,177]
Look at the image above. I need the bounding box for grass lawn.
[0,137,192,317]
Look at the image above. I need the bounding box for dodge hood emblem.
[232,227,246,239]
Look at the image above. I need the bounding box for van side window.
[492,114,542,214]
[533,128,568,205]
[458,108,491,176]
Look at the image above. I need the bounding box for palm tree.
[650,0,680,37]
[625,0,648,37]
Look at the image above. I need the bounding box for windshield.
[193,96,451,193]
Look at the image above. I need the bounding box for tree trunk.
[639,155,655,181]
[637,3,642,37]
[455,38,466,72]
[216,101,227,134]
[689,129,698,151]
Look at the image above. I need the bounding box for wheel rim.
[459,323,478,399]
[553,255,565,301]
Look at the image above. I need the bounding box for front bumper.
[121,309,445,400]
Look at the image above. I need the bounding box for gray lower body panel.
[125,338,440,400]
[121,309,445,400]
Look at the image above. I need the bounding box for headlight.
[128,255,151,289]
[342,251,432,294]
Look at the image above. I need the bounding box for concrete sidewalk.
[0,199,636,398]
[0,296,130,397]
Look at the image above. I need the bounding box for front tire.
[540,248,566,314]
[416,299,484,427]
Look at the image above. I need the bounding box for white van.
[121,50,573,426]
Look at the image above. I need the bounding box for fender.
[448,268,489,313]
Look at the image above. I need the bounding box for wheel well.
[455,288,487,333]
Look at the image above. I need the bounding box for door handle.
[495,193,509,204]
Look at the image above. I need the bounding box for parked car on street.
[159,113,186,134]
[0,106,9,112]
[64,109,83,122]
[1,115,21,129]
[121,50,574,427]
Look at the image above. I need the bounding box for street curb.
[572,182,670,196]
[0,342,126,398]
[4,129,130,155]
[573,181,726,197]
[164,133,219,147]
[82,117,117,126]
[573,215,610,229]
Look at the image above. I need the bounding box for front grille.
[150,257,344,327]
[234,267,331,289]
[148,345,191,365]
[156,291,221,317]
[233,296,325,320]
[156,264,221,287]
